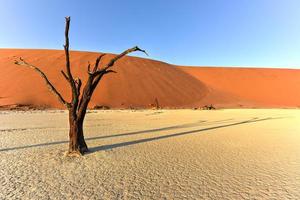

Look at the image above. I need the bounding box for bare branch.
[15,58,70,108]
[87,62,91,73]
[89,69,105,77]
[75,78,82,97]
[63,16,72,80]
[92,54,106,73]
[104,69,117,74]
[89,46,146,90]
[103,46,148,71]
[87,54,106,78]
[78,46,147,122]
[63,16,77,103]
[61,70,69,82]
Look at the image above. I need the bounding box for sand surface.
[179,66,300,108]
[0,109,300,199]
[1,49,300,109]
[0,49,207,109]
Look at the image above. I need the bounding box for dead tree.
[14,16,147,156]
[154,98,160,109]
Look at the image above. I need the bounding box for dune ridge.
[1,49,300,109]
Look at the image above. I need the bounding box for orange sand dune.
[0,49,208,109]
[0,49,300,109]
[178,66,300,108]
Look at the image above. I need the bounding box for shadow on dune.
[0,117,283,153]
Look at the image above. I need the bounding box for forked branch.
[15,57,70,108]
[88,54,106,76]
[90,46,148,88]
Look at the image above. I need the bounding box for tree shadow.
[0,118,234,152]
[0,117,282,153]
[87,117,282,154]
[85,118,235,141]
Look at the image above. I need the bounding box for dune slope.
[178,66,300,108]
[1,49,300,109]
[0,49,207,109]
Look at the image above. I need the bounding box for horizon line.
[1,47,300,70]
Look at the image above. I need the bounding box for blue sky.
[1,0,300,68]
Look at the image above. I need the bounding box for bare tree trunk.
[68,110,88,155]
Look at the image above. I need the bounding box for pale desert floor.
[0,109,300,199]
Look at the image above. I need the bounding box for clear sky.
[1,0,300,68]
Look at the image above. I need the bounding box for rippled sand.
[0,109,300,199]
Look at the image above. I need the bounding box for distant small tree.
[15,17,147,156]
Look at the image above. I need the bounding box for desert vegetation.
[14,17,147,156]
